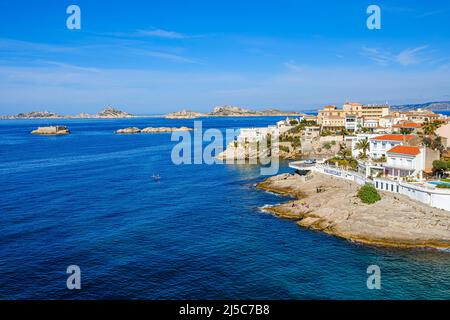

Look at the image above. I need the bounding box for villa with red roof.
[369,134,415,159]
[384,146,424,178]
[384,145,441,179]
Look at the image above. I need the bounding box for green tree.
[433,160,448,175]
[338,143,352,159]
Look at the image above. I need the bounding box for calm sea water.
[1,115,450,300]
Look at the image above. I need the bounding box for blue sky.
[0,0,449,114]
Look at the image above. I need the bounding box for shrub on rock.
[357,184,381,204]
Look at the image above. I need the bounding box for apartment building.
[402,109,440,123]
[318,103,390,131]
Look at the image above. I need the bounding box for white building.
[384,145,425,179]
[238,127,276,143]
[362,118,379,129]
[237,119,293,144]
[369,134,415,159]
[345,115,357,131]
[303,126,321,138]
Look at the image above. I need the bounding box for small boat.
[151,174,161,181]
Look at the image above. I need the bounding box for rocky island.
[164,106,303,119]
[5,111,64,119]
[31,126,70,135]
[2,107,134,119]
[115,126,192,134]
[209,106,302,117]
[257,172,450,249]
[165,110,205,119]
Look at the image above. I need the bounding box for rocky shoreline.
[257,172,450,249]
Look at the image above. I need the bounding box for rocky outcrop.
[257,172,450,249]
[31,126,70,135]
[141,127,192,133]
[115,127,192,134]
[115,127,141,134]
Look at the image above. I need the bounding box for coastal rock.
[216,141,271,161]
[115,127,141,134]
[31,126,70,135]
[257,172,450,249]
[141,126,192,133]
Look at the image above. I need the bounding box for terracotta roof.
[387,145,421,156]
[372,134,414,141]
[393,122,422,128]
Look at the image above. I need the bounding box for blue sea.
[1,115,450,300]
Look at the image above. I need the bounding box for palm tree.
[355,138,370,159]
[422,119,438,136]
[338,143,352,160]
[340,128,350,141]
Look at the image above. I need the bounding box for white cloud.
[395,46,430,66]
[361,45,433,66]
[284,61,303,72]
[360,47,392,65]
[136,28,187,39]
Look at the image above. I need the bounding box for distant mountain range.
[392,101,450,111]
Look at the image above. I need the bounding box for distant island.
[3,101,448,120]
[1,107,134,119]
[165,110,205,119]
[165,106,303,119]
